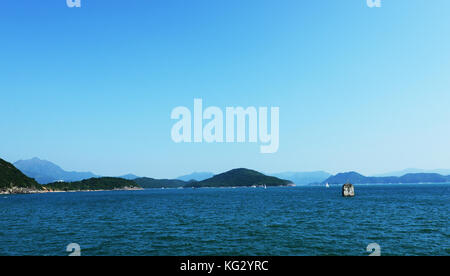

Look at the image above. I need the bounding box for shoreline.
[0,186,144,195]
[0,185,299,194]
[3,182,449,195]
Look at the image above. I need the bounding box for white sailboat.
[325,183,330,188]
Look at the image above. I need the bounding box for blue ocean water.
[0,184,448,256]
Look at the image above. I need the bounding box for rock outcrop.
[0,187,44,195]
[342,183,355,197]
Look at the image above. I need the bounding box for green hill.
[46,177,141,191]
[0,158,42,194]
[186,168,293,188]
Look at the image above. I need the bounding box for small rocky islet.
[342,183,355,197]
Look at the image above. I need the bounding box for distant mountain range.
[13,158,140,184]
[323,171,450,185]
[8,157,450,187]
[3,155,450,193]
[135,169,292,189]
[119,174,140,180]
[1,158,137,194]
[14,158,99,184]
[373,168,450,177]
[12,158,319,186]
[177,172,214,182]
[270,171,331,185]
[2,157,293,193]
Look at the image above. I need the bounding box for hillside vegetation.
[0,158,42,193]
[46,177,141,191]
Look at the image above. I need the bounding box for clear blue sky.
[1,0,450,178]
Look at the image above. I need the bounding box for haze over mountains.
[177,172,214,182]
[119,174,140,180]
[323,171,450,185]
[14,158,99,184]
[1,158,140,194]
[9,157,450,186]
[12,158,333,185]
[270,171,331,185]
[13,158,140,184]
[1,158,292,193]
[374,168,450,177]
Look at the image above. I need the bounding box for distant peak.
[338,171,364,176]
[176,171,214,182]
[16,157,47,164]
[228,168,256,173]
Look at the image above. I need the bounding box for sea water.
[0,184,448,256]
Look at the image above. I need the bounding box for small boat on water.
[325,183,330,188]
